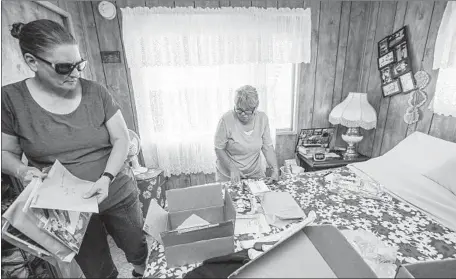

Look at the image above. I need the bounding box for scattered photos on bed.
[296,128,335,149]
[378,26,416,97]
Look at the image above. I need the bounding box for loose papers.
[261,191,306,228]
[30,160,99,213]
[235,214,271,235]
[245,180,271,196]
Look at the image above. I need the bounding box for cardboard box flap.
[161,220,234,247]
[165,236,234,268]
[231,229,337,278]
[305,225,377,278]
[224,187,236,222]
[395,259,456,278]
[230,225,377,278]
[167,183,223,212]
[143,199,169,244]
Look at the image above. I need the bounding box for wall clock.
[98,1,116,20]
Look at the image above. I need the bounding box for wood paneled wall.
[30,1,455,188]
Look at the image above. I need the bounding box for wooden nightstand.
[296,150,370,172]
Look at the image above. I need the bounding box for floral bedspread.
[144,167,456,278]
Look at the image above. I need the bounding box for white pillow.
[424,156,456,195]
[381,132,456,175]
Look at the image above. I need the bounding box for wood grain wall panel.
[120,0,147,7]
[358,1,397,157]
[220,0,230,7]
[78,1,108,85]
[175,0,195,7]
[278,0,304,9]
[296,0,319,131]
[340,2,370,99]
[372,1,407,157]
[380,1,433,155]
[334,1,370,148]
[329,1,350,149]
[252,0,277,8]
[311,1,341,128]
[145,0,160,7]
[358,2,380,94]
[194,0,220,8]
[90,1,137,131]
[275,134,297,167]
[229,0,252,7]
[409,2,446,136]
[158,0,175,7]
[57,1,93,80]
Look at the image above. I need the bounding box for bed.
[144,132,456,278]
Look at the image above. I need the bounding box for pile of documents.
[244,180,271,196]
[235,214,271,235]
[239,180,306,230]
[2,160,95,262]
[261,191,306,228]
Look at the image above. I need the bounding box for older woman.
[214,85,279,184]
[1,20,147,278]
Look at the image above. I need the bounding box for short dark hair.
[10,19,76,56]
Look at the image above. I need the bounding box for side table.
[297,150,370,172]
[135,168,167,219]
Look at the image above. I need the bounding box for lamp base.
[341,127,363,160]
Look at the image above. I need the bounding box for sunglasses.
[32,54,87,75]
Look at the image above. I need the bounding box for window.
[130,63,298,175]
[273,64,299,133]
[134,63,297,133]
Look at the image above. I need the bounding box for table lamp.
[329,92,377,160]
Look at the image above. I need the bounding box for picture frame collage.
[378,26,416,97]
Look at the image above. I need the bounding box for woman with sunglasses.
[214,85,279,184]
[1,20,147,278]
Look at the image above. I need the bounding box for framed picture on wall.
[392,59,412,78]
[378,51,395,69]
[394,41,408,61]
[382,80,402,97]
[399,72,416,93]
[388,26,407,48]
[378,37,390,56]
[380,65,393,85]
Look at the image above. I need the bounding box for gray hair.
[234,85,259,109]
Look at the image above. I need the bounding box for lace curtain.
[121,6,311,67]
[129,64,291,176]
[121,7,311,176]
[432,1,456,117]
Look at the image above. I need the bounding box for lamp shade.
[329,92,377,130]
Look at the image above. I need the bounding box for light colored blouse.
[214,110,273,179]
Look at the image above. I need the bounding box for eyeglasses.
[234,106,255,116]
[32,54,87,75]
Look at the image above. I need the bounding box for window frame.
[276,63,300,136]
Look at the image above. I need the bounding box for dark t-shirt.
[1,78,135,211]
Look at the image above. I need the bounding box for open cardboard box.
[395,258,456,278]
[229,225,377,278]
[143,183,236,267]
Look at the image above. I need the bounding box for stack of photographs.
[377,26,416,97]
